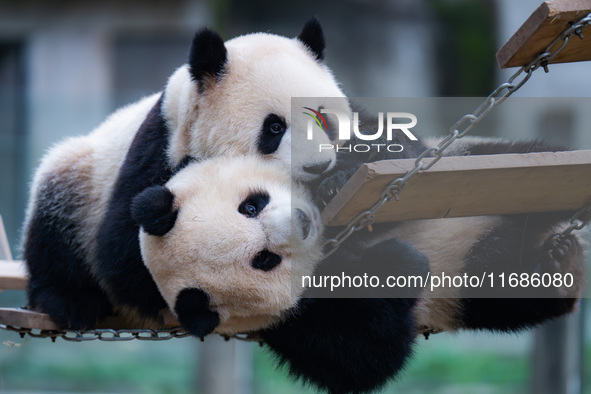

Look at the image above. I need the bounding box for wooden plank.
[0,215,13,261]
[496,0,591,68]
[0,260,28,290]
[0,308,59,330]
[0,307,179,330]
[321,150,591,226]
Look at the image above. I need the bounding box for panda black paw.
[29,287,112,330]
[543,234,581,271]
[315,166,359,207]
[540,234,584,298]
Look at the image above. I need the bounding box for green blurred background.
[1,0,591,393]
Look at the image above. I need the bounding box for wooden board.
[497,0,591,68]
[0,260,28,290]
[321,150,591,226]
[0,308,59,330]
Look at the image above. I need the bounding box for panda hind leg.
[25,242,113,330]
[24,185,112,330]
[459,216,584,332]
[27,279,113,330]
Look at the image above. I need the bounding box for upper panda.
[23,18,349,330]
[131,156,323,337]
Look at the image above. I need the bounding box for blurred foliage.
[427,0,497,96]
[0,330,536,394]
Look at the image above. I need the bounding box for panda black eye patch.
[252,249,282,271]
[258,114,287,155]
[238,192,270,218]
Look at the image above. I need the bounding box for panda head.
[164,17,351,183]
[131,156,323,337]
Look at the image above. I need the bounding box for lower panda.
[132,155,431,393]
[257,134,586,393]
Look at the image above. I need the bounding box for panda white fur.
[23,17,350,330]
[130,156,324,336]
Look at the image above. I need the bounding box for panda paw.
[541,234,584,297]
[30,287,112,330]
[315,166,359,207]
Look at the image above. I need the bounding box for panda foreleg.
[261,238,429,394]
[458,213,584,332]
[314,165,360,207]
[95,97,173,322]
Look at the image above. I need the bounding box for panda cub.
[23,18,349,330]
[131,156,324,336]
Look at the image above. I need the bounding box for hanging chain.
[323,12,591,257]
[0,323,262,344]
[561,203,591,236]
[0,324,190,342]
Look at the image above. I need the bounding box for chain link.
[0,324,262,343]
[561,203,591,236]
[323,12,591,257]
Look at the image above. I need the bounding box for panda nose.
[294,208,311,240]
[303,160,331,175]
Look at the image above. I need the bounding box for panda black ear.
[188,28,228,88]
[131,186,178,237]
[297,16,325,62]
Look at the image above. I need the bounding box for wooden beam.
[321,150,591,226]
[496,0,591,68]
[0,260,28,290]
[0,308,59,330]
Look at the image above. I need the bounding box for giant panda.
[132,155,430,393]
[257,122,586,393]
[23,17,353,330]
[130,155,326,336]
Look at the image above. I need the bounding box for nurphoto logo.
[303,107,418,153]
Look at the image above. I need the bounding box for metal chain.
[0,324,262,343]
[561,203,591,236]
[323,12,591,257]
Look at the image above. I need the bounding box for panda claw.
[548,236,574,264]
[541,234,582,279]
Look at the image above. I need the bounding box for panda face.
[133,156,323,336]
[163,19,350,183]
